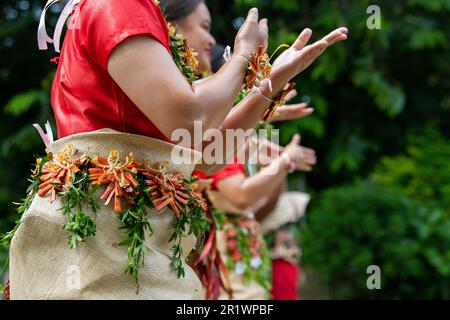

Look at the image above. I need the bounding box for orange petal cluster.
[88,150,142,213]
[243,46,272,91]
[38,144,88,201]
[140,161,207,217]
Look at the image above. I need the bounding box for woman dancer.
[4,0,269,299]
[159,0,346,299]
[160,0,348,173]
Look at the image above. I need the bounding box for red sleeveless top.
[51,0,171,141]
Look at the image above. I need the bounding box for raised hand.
[234,8,269,59]
[250,134,316,172]
[283,134,317,172]
[295,145,317,172]
[270,27,348,88]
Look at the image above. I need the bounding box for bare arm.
[215,135,303,210]
[195,27,347,173]
[215,162,287,212]
[107,8,268,138]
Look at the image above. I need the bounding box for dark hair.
[159,0,203,22]
[211,44,226,73]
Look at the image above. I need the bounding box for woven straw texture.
[9,129,205,300]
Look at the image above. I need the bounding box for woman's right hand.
[284,134,317,172]
[233,8,268,59]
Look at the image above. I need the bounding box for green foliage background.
[0,0,449,298]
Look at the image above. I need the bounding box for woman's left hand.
[295,145,317,172]
[266,27,348,96]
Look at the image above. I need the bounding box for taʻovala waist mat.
[6,129,208,299]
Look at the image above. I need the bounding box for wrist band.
[233,54,251,65]
[256,87,274,104]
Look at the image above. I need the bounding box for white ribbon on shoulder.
[37,0,80,53]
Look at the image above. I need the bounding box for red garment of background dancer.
[272,259,298,300]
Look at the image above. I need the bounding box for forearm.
[221,64,290,130]
[255,180,287,221]
[234,158,289,209]
[191,56,248,131]
[193,53,293,173]
[108,37,252,139]
[194,90,271,173]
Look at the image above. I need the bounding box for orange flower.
[232,250,242,262]
[243,46,272,90]
[168,23,182,42]
[38,144,88,201]
[180,41,199,70]
[89,150,142,213]
[141,161,207,217]
[167,22,199,82]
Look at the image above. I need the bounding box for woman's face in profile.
[176,2,216,74]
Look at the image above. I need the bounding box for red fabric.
[3,280,10,300]
[192,170,208,180]
[51,0,172,141]
[207,158,246,190]
[271,259,299,300]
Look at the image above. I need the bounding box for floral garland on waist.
[190,207,233,300]
[0,144,209,292]
[224,215,272,295]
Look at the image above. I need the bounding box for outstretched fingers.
[321,27,348,47]
[284,88,298,102]
[270,103,314,122]
[293,40,328,72]
[292,28,313,50]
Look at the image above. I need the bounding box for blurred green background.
[0,0,449,299]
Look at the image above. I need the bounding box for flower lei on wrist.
[261,82,296,122]
[252,82,296,140]
[224,216,271,294]
[167,24,199,84]
[242,46,272,91]
[0,144,209,291]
